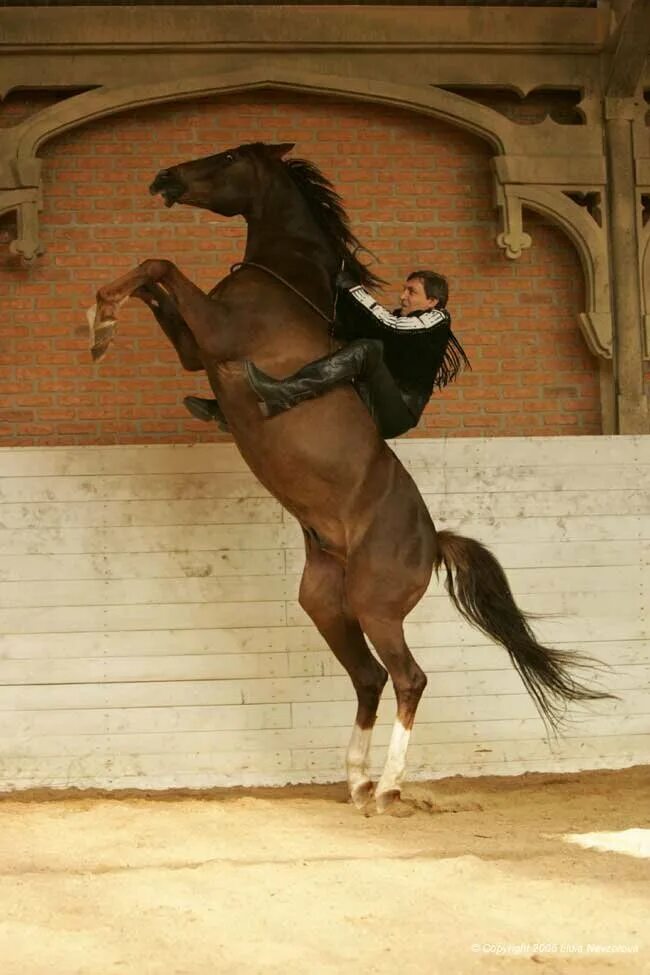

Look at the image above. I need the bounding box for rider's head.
[400,270,449,315]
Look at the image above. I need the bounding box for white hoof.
[350,780,375,811]
[375,789,401,814]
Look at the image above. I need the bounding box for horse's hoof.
[96,320,116,334]
[375,789,402,814]
[96,314,117,332]
[350,780,375,811]
[91,340,111,362]
[90,321,116,362]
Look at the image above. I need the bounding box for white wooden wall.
[0,437,648,791]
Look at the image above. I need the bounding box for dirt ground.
[0,766,648,975]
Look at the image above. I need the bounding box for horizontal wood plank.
[0,550,285,582]
[0,472,269,503]
[0,498,282,529]
[1,465,648,504]
[1,437,648,790]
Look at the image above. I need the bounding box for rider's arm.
[346,284,450,334]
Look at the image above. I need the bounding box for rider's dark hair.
[408,270,449,308]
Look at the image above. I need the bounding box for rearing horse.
[91,141,610,813]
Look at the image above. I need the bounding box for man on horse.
[184,268,469,439]
[91,142,610,812]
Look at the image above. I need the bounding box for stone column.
[604,96,648,433]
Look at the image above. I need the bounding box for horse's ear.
[268,143,295,159]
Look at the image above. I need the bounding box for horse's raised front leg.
[298,531,388,810]
[133,285,230,428]
[132,282,204,372]
[90,259,224,362]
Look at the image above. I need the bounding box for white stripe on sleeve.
[348,286,448,332]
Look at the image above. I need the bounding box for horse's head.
[151,141,383,291]
[149,142,295,216]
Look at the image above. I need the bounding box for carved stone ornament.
[491,153,612,359]
[0,184,44,263]
[493,181,532,259]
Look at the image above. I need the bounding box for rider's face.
[400,277,438,316]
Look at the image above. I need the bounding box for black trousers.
[355,360,425,439]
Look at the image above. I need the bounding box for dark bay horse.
[90,141,610,813]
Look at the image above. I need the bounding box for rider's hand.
[335,269,359,291]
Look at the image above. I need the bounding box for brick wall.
[0,91,601,445]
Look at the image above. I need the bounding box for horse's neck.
[242,183,337,310]
[244,239,332,293]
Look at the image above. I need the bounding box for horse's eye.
[224,153,235,163]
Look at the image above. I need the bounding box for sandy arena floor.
[0,766,648,975]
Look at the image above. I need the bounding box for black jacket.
[333,287,469,403]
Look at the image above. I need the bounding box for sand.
[0,766,648,975]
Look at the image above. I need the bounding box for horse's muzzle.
[149,169,186,207]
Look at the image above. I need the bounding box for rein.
[230,261,336,327]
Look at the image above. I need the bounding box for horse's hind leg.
[299,532,388,809]
[354,616,427,813]
[346,528,432,813]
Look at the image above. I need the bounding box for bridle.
[230,261,339,330]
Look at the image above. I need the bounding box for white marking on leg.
[376,719,411,800]
[86,303,98,330]
[346,723,373,800]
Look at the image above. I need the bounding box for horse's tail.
[433,529,615,731]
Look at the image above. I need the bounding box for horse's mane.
[283,157,385,290]
[243,143,384,290]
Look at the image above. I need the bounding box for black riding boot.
[183,396,230,433]
[245,339,385,417]
[245,338,419,438]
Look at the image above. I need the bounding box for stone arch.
[0,63,576,260]
[0,67,521,260]
[12,69,512,170]
[499,184,611,359]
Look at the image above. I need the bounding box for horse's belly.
[236,437,386,555]
[223,386,387,551]
[248,455,352,544]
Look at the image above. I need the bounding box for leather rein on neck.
[230,261,337,327]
